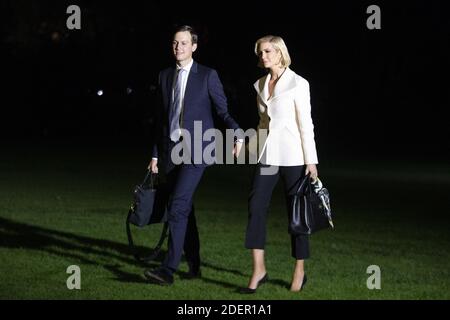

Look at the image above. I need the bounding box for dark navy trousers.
[162,164,206,273]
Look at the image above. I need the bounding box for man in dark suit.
[144,25,243,285]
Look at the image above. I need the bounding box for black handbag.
[126,170,169,262]
[128,171,167,227]
[288,174,334,235]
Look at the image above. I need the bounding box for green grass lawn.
[1,143,449,299]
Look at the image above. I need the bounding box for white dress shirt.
[173,58,194,109]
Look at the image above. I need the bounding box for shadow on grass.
[0,216,163,277]
[105,264,158,284]
[0,217,250,289]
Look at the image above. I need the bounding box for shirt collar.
[176,59,194,73]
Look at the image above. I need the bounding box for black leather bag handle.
[295,173,311,195]
[142,170,157,189]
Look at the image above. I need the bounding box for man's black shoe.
[185,261,201,279]
[184,268,202,279]
[144,267,174,285]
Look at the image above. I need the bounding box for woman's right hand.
[148,159,158,174]
[305,164,318,181]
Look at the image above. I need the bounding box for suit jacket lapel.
[254,67,297,103]
[254,74,270,104]
[165,67,175,111]
[271,67,297,100]
[183,61,198,108]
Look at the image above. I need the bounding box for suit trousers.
[245,164,310,259]
[162,163,205,273]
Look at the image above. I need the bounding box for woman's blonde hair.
[254,35,292,68]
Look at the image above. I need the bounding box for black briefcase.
[126,170,169,262]
[288,174,334,236]
[128,171,167,227]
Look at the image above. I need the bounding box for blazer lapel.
[183,61,198,107]
[254,68,297,104]
[254,74,270,104]
[270,67,297,100]
[165,67,176,110]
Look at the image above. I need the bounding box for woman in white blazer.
[241,35,319,294]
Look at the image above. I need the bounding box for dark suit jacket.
[152,61,241,171]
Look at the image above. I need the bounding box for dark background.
[1,0,449,161]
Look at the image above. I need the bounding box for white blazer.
[249,67,318,166]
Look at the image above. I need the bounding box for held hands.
[149,142,242,171]
[232,141,243,158]
[305,164,318,181]
[148,159,158,174]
